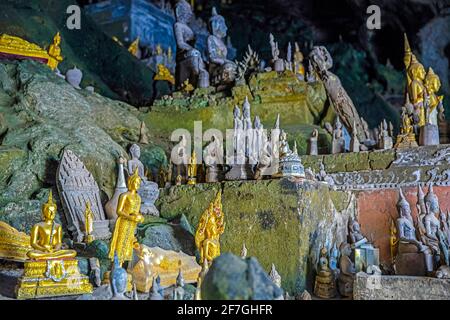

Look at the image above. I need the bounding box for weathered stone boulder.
[201,253,283,300]
[0,60,144,233]
[158,179,355,295]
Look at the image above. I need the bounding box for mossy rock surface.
[158,179,354,295]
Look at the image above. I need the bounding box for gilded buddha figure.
[16,191,92,299]
[187,150,198,185]
[424,67,444,126]
[27,191,76,260]
[314,246,336,299]
[407,55,427,126]
[195,191,225,265]
[109,168,145,266]
[47,32,63,70]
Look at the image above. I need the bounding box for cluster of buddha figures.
[174,0,237,89]
[166,96,307,186]
[395,34,445,148]
[393,185,450,277]
[313,215,380,299]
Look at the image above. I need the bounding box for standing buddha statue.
[47,32,63,70]
[187,150,198,185]
[108,168,145,266]
[424,67,445,126]
[407,54,427,127]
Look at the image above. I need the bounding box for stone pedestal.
[16,259,93,299]
[354,273,450,300]
[314,275,337,299]
[395,252,427,276]
[419,124,439,146]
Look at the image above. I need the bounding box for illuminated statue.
[195,191,225,265]
[108,169,145,266]
[27,191,76,260]
[84,201,95,244]
[16,191,92,299]
[47,32,63,70]
[394,97,418,149]
[187,150,198,185]
[407,55,426,126]
[424,67,444,126]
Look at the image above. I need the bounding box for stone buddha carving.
[348,217,367,247]
[128,144,159,216]
[337,242,355,298]
[207,7,236,88]
[174,0,209,89]
[423,185,442,257]
[27,191,76,260]
[395,189,434,273]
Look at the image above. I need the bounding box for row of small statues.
[394,185,450,277]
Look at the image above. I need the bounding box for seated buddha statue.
[207,7,237,88]
[395,189,433,274]
[27,191,76,260]
[314,246,336,299]
[337,242,355,298]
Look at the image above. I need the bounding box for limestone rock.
[202,253,283,300]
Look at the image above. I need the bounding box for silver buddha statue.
[174,0,209,89]
[207,7,236,88]
[395,189,434,274]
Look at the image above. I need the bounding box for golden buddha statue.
[314,246,336,299]
[27,191,76,260]
[108,168,145,266]
[47,32,63,70]
[404,33,412,87]
[395,103,418,149]
[128,37,140,57]
[0,33,62,71]
[424,67,444,125]
[16,191,92,299]
[84,201,95,244]
[154,64,175,85]
[195,191,225,265]
[293,42,305,77]
[407,55,426,126]
[187,150,197,185]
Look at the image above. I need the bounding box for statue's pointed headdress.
[397,189,410,210]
